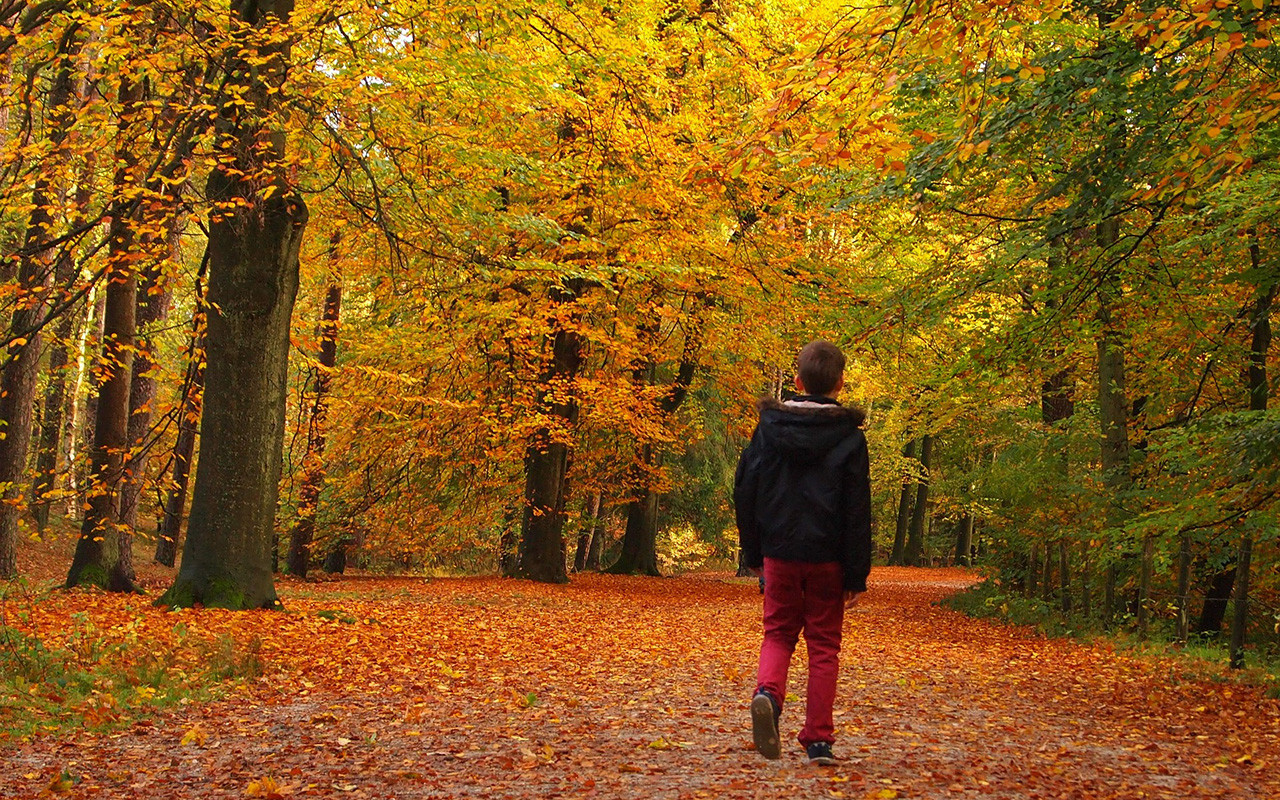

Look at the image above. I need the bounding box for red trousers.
[756,557,844,747]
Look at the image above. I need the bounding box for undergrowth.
[0,580,264,742]
[943,578,1280,698]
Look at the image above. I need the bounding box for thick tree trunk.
[609,473,661,576]
[286,259,342,579]
[903,434,933,566]
[607,321,700,576]
[159,0,306,609]
[891,439,916,566]
[0,27,82,577]
[516,300,582,584]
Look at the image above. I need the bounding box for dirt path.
[4,568,1276,799]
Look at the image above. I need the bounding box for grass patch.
[0,582,264,742]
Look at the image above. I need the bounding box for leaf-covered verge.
[3,565,1277,799]
[942,577,1280,698]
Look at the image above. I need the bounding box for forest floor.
[2,549,1277,799]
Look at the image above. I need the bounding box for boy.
[734,340,872,766]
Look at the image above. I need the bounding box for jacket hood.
[755,397,866,463]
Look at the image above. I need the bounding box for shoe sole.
[809,754,837,766]
[750,695,781,760]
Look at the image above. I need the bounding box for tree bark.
[286,245,342,579]
[573,492,600,572]
[516,285,583,584]
[1095,218,1131,624]
[154,263,207,567]
[159,0,307,609]
[607,315,701,576]
[891,439,916,566]
[66,71,144,592]
[903,434,933,566]
[1229,535,1252,670]
[955,512,973,567]
[0,25,83,577]
[1196,234,1270,630]
[585,500,606,570]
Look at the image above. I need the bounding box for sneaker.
[806,741,837,766]
[750,691,781,760]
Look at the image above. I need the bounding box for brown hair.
[796,340,846,396]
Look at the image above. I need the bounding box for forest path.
[4,568,1276,799]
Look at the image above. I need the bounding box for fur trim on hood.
[757,396,867,428]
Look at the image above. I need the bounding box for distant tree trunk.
[286,249,342,579]
[516,284,584,584]
[1095,218,1131,624]
[903,434,933,566]
[891,439,916,565]
[1059,540,1072,614]
[955,512,973,567]
[1229,535,1253,670]
[608,317,701,576]
[610,459,662,576]
[1137,534,1154,638]
[585,500,606,570]
[573,492,600,572]
[66,71,144,592]
[1041,544,1053,603]
[154,264,207,567]
[497,503,520,577]
[32,148,97,532]
[1175,533,1192,642]
[159,0,307,609]
[0,26,82,577]
[1027,542,1039,597]
[1197,235,1271,632]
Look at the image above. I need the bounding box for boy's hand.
[844,591,864,609]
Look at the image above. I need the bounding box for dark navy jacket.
[734,395,872,593]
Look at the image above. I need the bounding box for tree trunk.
[286,251,342,579]
[903,434,932,566]
[1137,534,1153,638]
[516,292,583,584]
[609,468,661,576]
[159,0,307,609]
[573,492,600,572]
[66,72,144,592]
[1176,533,1192,643]
[607,319,701,576]
[1027,542,1039,598]
[891,439,916,566]
[1229,535,1253,670]
[1059,539,1071,614]
[32,146,97,532]
[585,500,606,570]
[1095,217,1131,624]
[154,264,207,567]
[0,25,83,577]
[955,512,973,567]
[1196,566,1237,635]
[1196,236,1270,630]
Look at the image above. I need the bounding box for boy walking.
[734,340,872,765]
